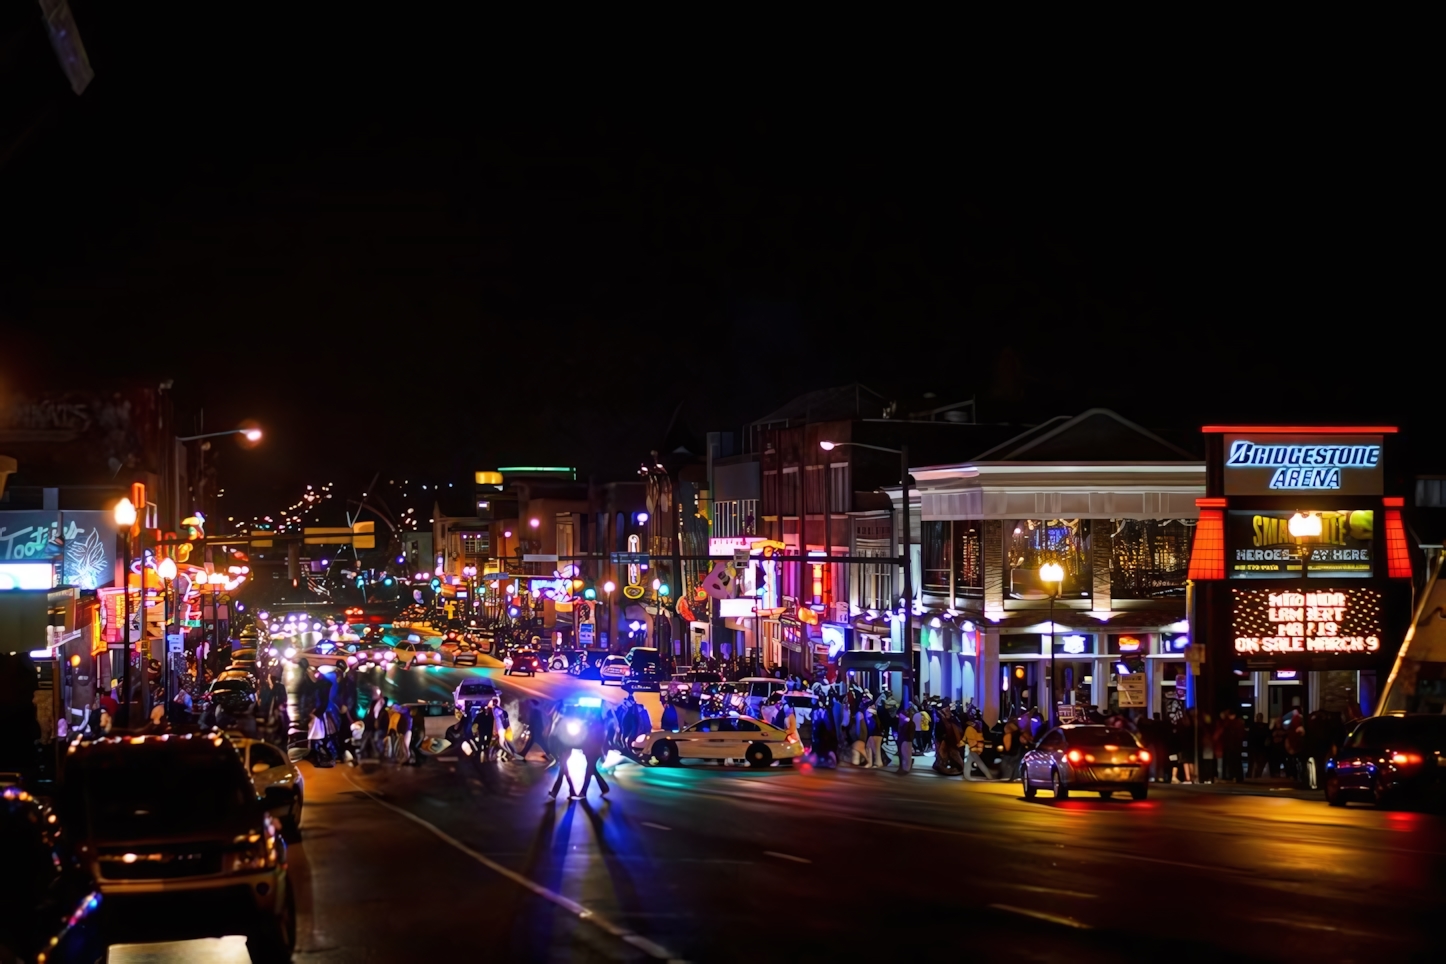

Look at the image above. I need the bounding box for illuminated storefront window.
[1007,519,1089,598]
[1110,519,1195,598]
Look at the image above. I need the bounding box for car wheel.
[1051,770,1069,800]
[551,659,566,671]
[246,882,296,964]
[1129,784,1147,801]
[282,796,302,843]
[1098,790,1113,800]
[1372,777,1393,809]
[653,740,680,766]
[1021,770,1037,799]
[745,743,772,768]
[1325,775,1345,807]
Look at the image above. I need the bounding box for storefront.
[1188,426,1413,721]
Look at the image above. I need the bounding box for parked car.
[0,785,106,964]
[568,651,610,680]
[737,677,787,717]
[599,655,631,686]
[208,670,258,714]
[763,690,818,743]
[393,639,442,668]
[1325,714,1446,809]
[623,647,663,691]
[451,641,479,667]
[57,734,296,960]
[506,649,541,676]
[230,737,304,841]
[634,716,805,768]
[453,679,499,715]
[1020,725,1151,801]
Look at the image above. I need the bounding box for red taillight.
[1390,752,1423,766]
[1067,749,1082,763]
[1138,750,1152,763]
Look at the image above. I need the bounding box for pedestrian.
[913,704,931,754]
[517,699,550,762]
[1000,719,1022,779]
[394,703,413,765]
[962,717,995,780]
[1248,713,1269,779]
[143,704,170,735]
[864,701,884,768]
[851,701,871,767]
[575,710,611,799]
[896,708,915,774]
[491,699,510,762]
[307,709,328,762]
[360,695,379,759]
[661,700,680,733]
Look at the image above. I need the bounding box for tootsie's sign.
[1232,588,1383,656]
[1223,434,1382,496]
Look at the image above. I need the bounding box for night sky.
[1,9,1436,520]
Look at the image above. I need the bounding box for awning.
[837,651,911,673]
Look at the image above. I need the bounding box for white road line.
[641,822,672,831]
[763,851,812,864]
[998,883,1098,899]
[1250,917,1394,940]
[341,771,684,962]
[988,904,1092,930]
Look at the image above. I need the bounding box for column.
[980,630,1000,722]
[1091,657,1108,712]
[1090,518,1113,613]
[983,519,1004,618]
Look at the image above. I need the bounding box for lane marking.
[988,904,1092,930]
[998,883,1098,899]
[763,851,812,864]
[341,771,684,961]
[1250,917,1394,940]
[641,822,672,831]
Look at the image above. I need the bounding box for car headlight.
[227,829,279,872]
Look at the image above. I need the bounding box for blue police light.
[383,577,394,586]
[576,697,602,707]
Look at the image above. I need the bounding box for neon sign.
[1223,434,1383,496]
[1232,588,1382,656]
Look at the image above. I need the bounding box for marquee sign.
[1231,587,1383,656]
[1223,434,1382,496]
[1228,509,1373,579]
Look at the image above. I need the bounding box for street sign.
[732,548,750,569]
[1117,673,1147,708]
[609,552,649,565]
[578,623,595,646]
[166,633,184,654]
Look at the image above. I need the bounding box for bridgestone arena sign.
[1231,588,1383,656]
[1223,434,1383,496]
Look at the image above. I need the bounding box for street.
[110,662,1446,964]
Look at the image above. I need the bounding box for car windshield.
[458,683,494,696]
[1065,728,1141,747]
[65,750,256,838]
[1347,716,1446,750]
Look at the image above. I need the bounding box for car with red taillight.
[1020,725,1152,801]
[1325,715,1446,809]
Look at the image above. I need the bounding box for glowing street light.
[1040,562,1065,723]
[114,498,137,728]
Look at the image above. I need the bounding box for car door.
[677,719,719,758]
[731,719,766,754]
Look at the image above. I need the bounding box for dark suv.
[58,734,296,962]
[1325,714,1446,809]
[1,785,106,964]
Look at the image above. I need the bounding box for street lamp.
[603,580,616,651]
[1040,561,1065,724]
[204,571,226,688]
[113,498,137,729]
[820,440,914,702]
[171,425,262,532]
[157,556,177,707]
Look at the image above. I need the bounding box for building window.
[856,540,894,611]
[804,465,825,514]
[763,470,779,517]
[1110,519,1194,599]
[1418,477,1446,507]
[713,500,738,537]
[740,499,758,535]
[1007,519,1091,598]
[461,532,489,557]
[781,467,799,517]
[921,521,984,596]
[829,463,849,513]
[556,515,575,561]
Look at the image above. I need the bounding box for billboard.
[1231,587,1384,656]
[1222,434,1383,496]
[1227,509,1373,579]
[0,510,119,590]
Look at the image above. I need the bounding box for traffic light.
[583,587,596,600]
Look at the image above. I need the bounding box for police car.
[633,715,804,768]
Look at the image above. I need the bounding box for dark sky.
[1,10,1436,519]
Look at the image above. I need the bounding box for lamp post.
[603,580,616,652]
[205,572,226,687]
[820,440,913,703]
[1040,561,1064,724]
[113,498,137,729]
[157,556,177,707]
[172,426,261,530]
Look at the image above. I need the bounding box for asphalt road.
[112,658,1446,963]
